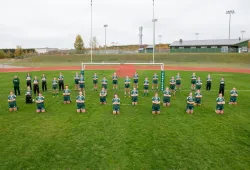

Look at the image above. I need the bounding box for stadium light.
[90,0,93,63]
[152,0,158,64]
[104,25,108,54]
[195,33,199,40]
[226,10,235,40]
[241,30,246,39]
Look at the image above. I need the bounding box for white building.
[35,47,59,54]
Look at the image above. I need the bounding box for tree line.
[0,46,36,59]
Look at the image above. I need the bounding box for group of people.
[8,71,238,115]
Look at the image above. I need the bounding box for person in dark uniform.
[58,72,64,91]
[41,74,47,92]
[33,76,39,95]
[26,73,32,90]
[206,74,212,91]
[13,76,20,96]
[25,86,33,104]
[219,77,225,96]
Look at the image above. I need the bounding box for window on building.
[191,47,196,49]
[201,46,207,48]
[179,47,184,49]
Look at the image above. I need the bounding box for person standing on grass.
[229,88,238,105]
[190,72,197,91]
[206,74,212,91]
[58,72,64,91]
[74,72,80,91]
[33,76,39,95]
[152,93,161,114]
[99,87,107,105]
[194,89,202,106]
[169,76,176,96]
[25,86,33,104]
[52,78,59,97]
[13,76,20,96]
[219,77,225,96]
[76,91,85,113]
[63,85,71,104]
[196,77,202,90]
[8,91,17,112]
[79,74,85,96]
[26,73,32,90]
[152,73,159,91]
[36,92,45,113]
[133,72,139,89]
[186,92,195,114]
[143,77,149,96]
[163,87,171,107]
[112,72,118,91]
[124,76,131,97]
[215,93,225,114]
[176,73,182,92]
[112,94,120,115]
[101,76,108,89]
[41,74,47,92]
[131,87,138,106]
[92,73,98,91]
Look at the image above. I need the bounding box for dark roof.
[170,39,249,47]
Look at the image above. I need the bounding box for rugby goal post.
[81,62,165,91]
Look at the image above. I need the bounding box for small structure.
[170,39,249,53]
[145,45,154,53]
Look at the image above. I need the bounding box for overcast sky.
[0,0,249,48]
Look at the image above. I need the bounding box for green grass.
[0,70,250,170]
[1,53,250,68]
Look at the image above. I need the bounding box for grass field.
[1,53,250,68]
[1,70,250,170]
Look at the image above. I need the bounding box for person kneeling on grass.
[63,85,71,104]
[112,94,120,115]
[163,87,171,107]
[36,93,45,113]
[100,87,107,105]
[215,93,225,114]
[194,89,202,106]
[76,91,86,113]
[186,92,195,114]
[131,87,138,106]
[8,91,18,112]
[25,86,33,104]
[152,93,160,114]
[229,87,238,105]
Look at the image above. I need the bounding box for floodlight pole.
[104,25,108,54]
[90,0,93,63]
[152,0,156,64]
[241,30,246,39]
[226,10,235,40]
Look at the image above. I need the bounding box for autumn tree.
[14,46,23,57]
[74,35,85,51]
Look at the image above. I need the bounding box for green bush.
[0,50,7,59]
